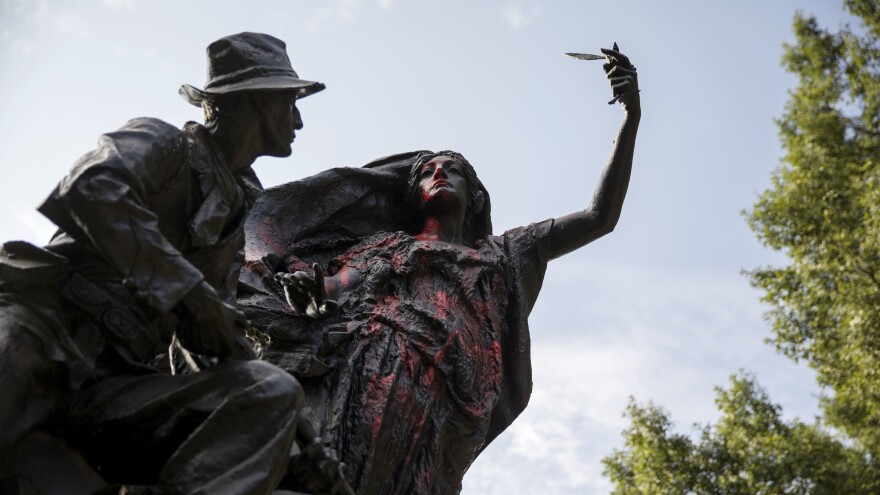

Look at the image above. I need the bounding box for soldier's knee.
[237,360,304,408]
[0,335,60,454]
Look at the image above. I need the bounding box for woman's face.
[416,156,470,212]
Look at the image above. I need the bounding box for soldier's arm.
[39,118,249,358]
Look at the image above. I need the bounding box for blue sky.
[0,1,859,493]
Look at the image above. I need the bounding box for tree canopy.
[749,0,880,455]
[604,2,880,492]
[603,374,880,495]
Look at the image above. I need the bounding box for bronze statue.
[241,45,639,495]
[0,32,325,494]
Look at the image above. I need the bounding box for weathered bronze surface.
[0,33,639,494]
[241,45,640,495]
[0,32,331,494]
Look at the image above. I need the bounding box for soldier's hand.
[178,281,254,358]
[227,332,258,361]
[285,435,355,495]
[275,263,339,320]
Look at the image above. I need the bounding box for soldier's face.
[257,91,302,157]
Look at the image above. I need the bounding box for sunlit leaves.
[603,375,880,495]
[605,3,880,492]
[748,1,880,456]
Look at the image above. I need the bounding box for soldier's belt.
[61,273,159,366]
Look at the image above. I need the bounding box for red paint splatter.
[402,346,417,376]
[366,371,398,440]
[433,328,458,365]
[390,248,407,270]
[364,320,383,337]
[249,219,288,260]
[338,266,351,286]
[434,290,449,320]
[488,340,502,382]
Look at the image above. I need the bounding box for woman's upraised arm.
[548,44,640,260]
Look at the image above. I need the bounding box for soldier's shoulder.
[94,117,189,162]
[115,117,183,140]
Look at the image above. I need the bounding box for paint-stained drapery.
[241,152,553,494]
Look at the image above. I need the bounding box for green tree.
[603,374,880,495]
[604,2,880,492]
[749,0,880,455]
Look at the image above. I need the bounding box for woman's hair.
[405,150,485,216]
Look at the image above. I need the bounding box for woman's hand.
[275,263,340,319]
[601,43,640,114]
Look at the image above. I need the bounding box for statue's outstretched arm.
[548,45,640,261]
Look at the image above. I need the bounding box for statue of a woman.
[240,45,639,495]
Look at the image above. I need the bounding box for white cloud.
[114,46,130,59]
[2,0,98,55]
[376,0,395,11]
[501,4,540,29]
[462,259,820,494]
[502,6,525,28]
[3,0,25,12]
[303,0,395,34]
[44,8,82,35]
[2,0,42,56]
[102,0,136,9]
[304,0,364,34]
[463,341,658,493]
[11,38,34,56]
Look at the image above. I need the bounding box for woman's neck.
[415,214,464,244]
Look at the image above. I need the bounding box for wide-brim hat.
[180,32,325,107]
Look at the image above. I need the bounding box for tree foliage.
[603,2,880,492]
[603,374,880,495]
[748,0,880,455]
